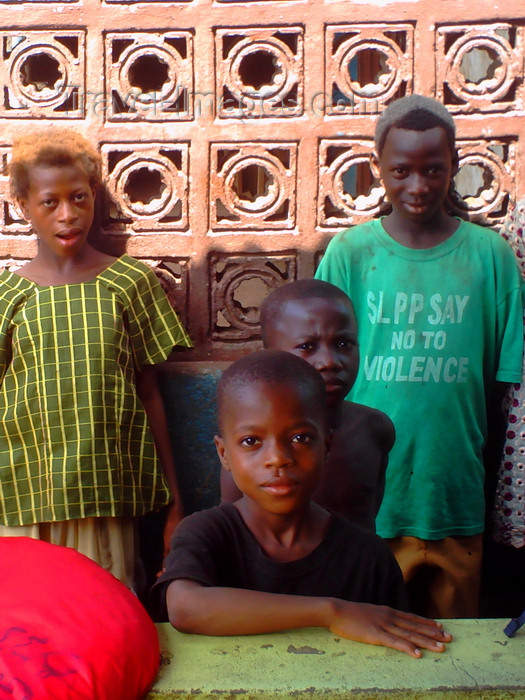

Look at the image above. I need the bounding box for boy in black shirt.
[156,350,451,657]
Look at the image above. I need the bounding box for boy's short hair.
[217,349,327,432]
[260,279,355,347]
[9,128,102,201]
[375,95,456,157]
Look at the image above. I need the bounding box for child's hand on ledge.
[328,600,452,658]
[166,580,452,657]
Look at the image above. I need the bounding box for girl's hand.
[328,600,452,658]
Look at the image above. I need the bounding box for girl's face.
[18,163,96,259]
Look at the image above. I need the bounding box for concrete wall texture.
[1,0,524,361]
[1,0,524,508]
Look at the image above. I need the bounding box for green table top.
[147,619,525,698]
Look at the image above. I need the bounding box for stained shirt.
[316,219,523,539]
[0,255,192,526]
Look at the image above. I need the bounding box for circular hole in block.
[232,276,269,321]
[459,46,502,85]
[233,164,273,204]
[128,54,170,93]
[341,161,377,199]
[20,52,62,91]
[348,48,390,90]
[238,50,281,91]
[455,163,493,201]
[124,167,166,205]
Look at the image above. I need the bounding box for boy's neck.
[382,209,459,249]
[234,499,330,563]
[327,401,345,431]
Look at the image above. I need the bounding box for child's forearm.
[166,580,451,657]
[137,365,184,553]
[167,579,331,636]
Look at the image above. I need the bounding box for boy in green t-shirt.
[316,95,523,618]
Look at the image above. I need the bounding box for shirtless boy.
[221,280,395,532]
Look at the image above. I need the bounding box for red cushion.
[0,537,159,700]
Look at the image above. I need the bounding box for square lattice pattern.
[0,3,523,356]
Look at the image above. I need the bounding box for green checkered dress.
[0,255,192,526]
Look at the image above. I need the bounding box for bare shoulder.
[340,401,395,447]
[315,401,394,526]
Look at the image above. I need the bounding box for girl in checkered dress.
[0,129,191,588]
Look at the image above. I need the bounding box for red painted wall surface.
[0,0,524,360]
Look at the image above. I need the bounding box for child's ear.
[17,199,30,221]
[214,434,230,471]
[370,152,381,181]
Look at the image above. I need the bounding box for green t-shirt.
[316,218,523,539]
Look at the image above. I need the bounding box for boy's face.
[267,297,359,408]
[215,380,329,515]
[19,164,95,259]
[372,126,458,225]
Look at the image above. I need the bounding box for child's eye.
[393,167,406,176]
[42,199,56,208]
[297,342,315,352]
[291,433,313,445]
[336,338,357,350]
[239,436,260,447]
[74,192,88,202]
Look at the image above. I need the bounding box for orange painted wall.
[0,0,524,360]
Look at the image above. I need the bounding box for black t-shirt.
[153,503,408,619]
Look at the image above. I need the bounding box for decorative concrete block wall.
[1,0,524,362]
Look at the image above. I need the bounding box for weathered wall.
[1,0,524,362]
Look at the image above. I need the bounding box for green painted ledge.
[147,620,525,699]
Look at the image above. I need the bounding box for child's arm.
[375,413,396,516]
[167,579,451,658]
[136,364,184,550]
